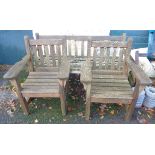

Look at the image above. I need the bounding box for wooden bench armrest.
[3,54,30,80]
[80,58,92,84]
[58,56,70,80]
[126,58,152,85]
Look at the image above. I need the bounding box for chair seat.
[21,72,60,97]
[91,74,133,103]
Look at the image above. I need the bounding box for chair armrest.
[58,56,70,80]
[80,58,92,84]
[3,54,30,80]
[126,58,152,85]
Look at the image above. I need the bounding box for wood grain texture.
[11,79,29,114]
[3,54,30,79]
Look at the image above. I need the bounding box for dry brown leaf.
[110,110,115,115]
[78,112,83,117]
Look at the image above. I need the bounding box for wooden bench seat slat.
[91,92,133,100]
[92,70,123,75]
[23,83,58,86]
[91,86,132,91]
[92,82,130,87]
[29,72,58,76]
[22,85,59,89]
[28,75,58,79]
[92,74,127,79]
[25,79,58,83]
[92,78,129,83]
[35,67,59,72]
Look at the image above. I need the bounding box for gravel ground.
[0,71,155,124]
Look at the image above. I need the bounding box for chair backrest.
[24,36,66,68]
[35,33,126,60]
[89,38,132,71]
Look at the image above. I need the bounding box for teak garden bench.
[3,37,70,116]
[80,38,152,121]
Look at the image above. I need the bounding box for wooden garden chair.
[80,38,152,121]
[3,37,70,116]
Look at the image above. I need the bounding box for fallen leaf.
[110,110,115,115]
[147,113,151,119]
[137,117,148,124]
[100,116,104,119]
[78,112,83,117]
[138,111,142,115]
[34,119,38,123]
[49,106,52,110]
[63,118,67,122]
[98,110,104,116]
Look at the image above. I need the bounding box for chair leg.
[11,79,29,115]
[59,80,66,116]
[85,84,91,121]
[85,98,91,120]
[60,92,66,116]
[124,101,134,121]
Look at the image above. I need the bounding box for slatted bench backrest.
[35,33,126,60]
[89,38,132,72]
[24,36,66,69]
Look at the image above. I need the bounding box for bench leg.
[59,80,66,116]
[11,79,29,115]
[84,84,91,121]
[124,101,134,121]
[85,99,91,120]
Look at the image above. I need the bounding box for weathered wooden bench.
[35,33,126,73]
[3,37,70,116]
[80,38,152,121]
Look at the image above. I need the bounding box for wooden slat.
[50,45,56,67]
[92,78,129,83]
[105,47,109,69]
[87,40,91,57]
[92,74,127,79]
[91,91,133,99]
[23,83,58,86]
[31,46,39,66]
[92,41,127,48]
[91,90,133,96]
[92,70,123,75]
[111,47,117,70]
[99,47,104,69]
[22,85,59,89]
[29,72,58,76]
[92,82,130,87]
[75,41,78,56]
[22,88,59,97]
[29,39,64,45]
[37,45,44,66]
[25,78,58,83]
[117,48,123,70]
[28,75,58,79]
[91,86,132,91]
[44,45,50,66]
[38,35,123,41]
[93,47,97,68]
[35,67,59,72]
[56,45,61,65]
[68,40,71,57]
[81,41,84,57]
